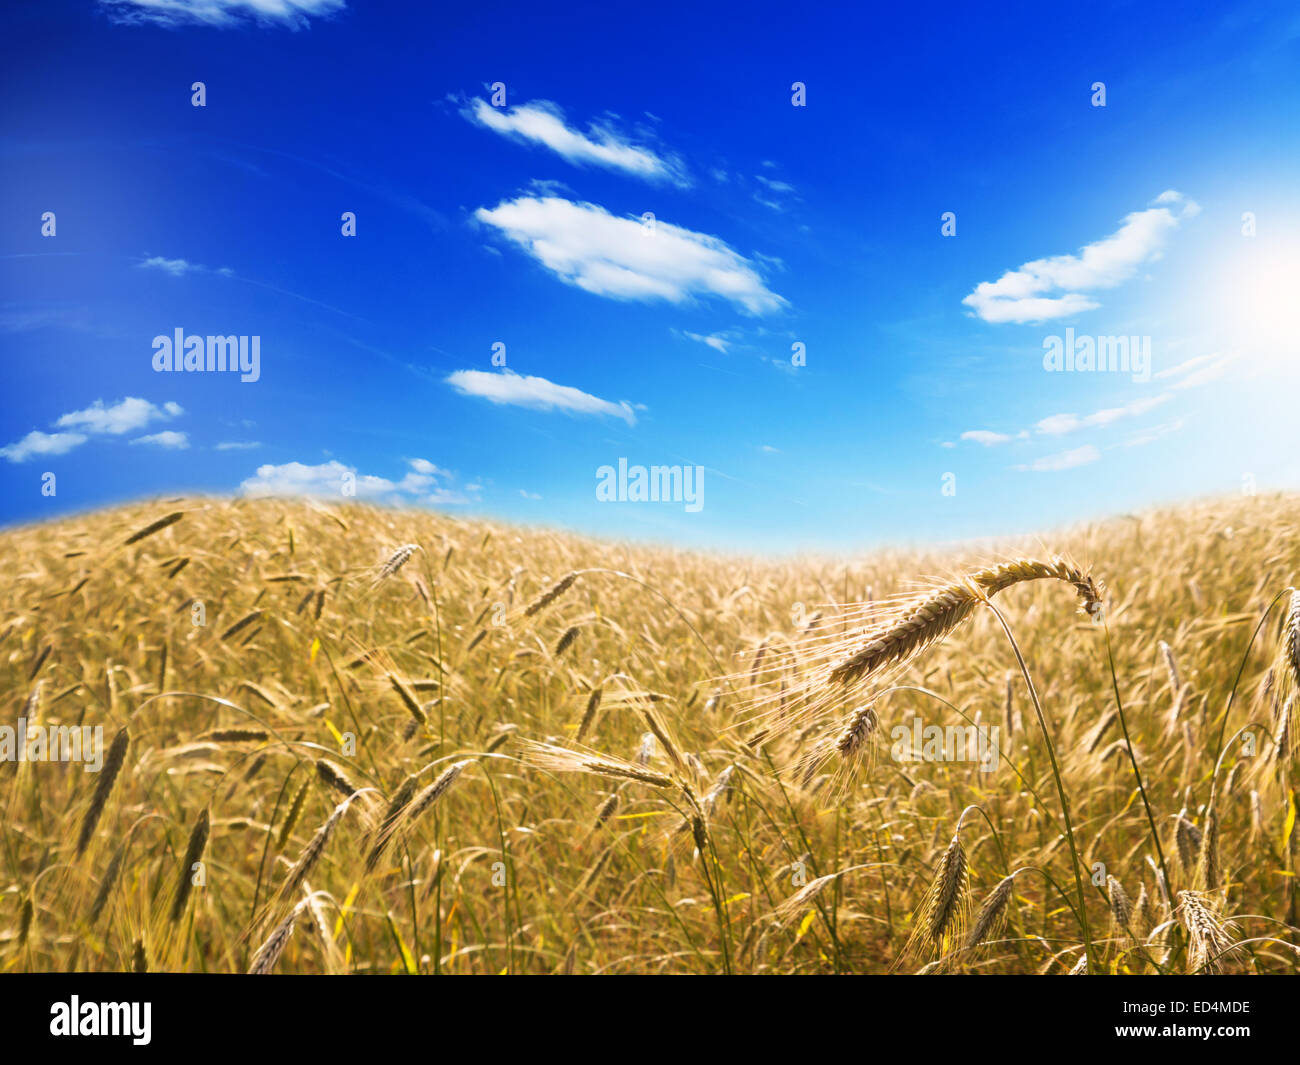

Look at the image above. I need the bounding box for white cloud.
[140,256,197,276]
[216,440,261,451]
[100,0,344,28]
[139,256,231,278]
[0,431,88,463]
[1034,393,1172,435]
[682,331,731,353]
[241,460,395,499]
[1170,354,1232,390]
[240,457,477,506]
[519,489,542,500]
[1014,445,1101,472]
[464,99,687,186]
[963,191,1199,323]
[408,457,449,477]
[474,195,787,315]
[961,429,1012,447]
[760,444,781,453]
[3,396,184,461]
[1124,419,1185,447]
[56,397,181,436]
[446,368,637,425]
[131,430,189,449]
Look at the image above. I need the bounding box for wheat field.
[1,493,1297,974]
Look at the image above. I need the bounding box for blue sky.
[1,0,1298,552]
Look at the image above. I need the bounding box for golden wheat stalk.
[76,728,129,856]
[521,740,676,789]
[1179,890,1238,974]
[169,807,210,922]
[828,558,1102,688]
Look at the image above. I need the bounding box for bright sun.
[1218,243,1300,365]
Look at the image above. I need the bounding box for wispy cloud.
[1124,419,1185,447]
[215,440,261,451]
[446,368,637,425]
[681,330,731,353]
[131,430,189,449]
[2,397,184,463]
[475,196,787,315]
[56,398,183,436]
[961,429,1014,447]
[139,256,232,278]
[963,191,1199,323]
[463,98,688,186]
[961,392,1175,448]
[1033,393,1172,435]
[0,431,87,463]
[1014,444,1101,472]
[240,457,476,505]
[100,0,345,29]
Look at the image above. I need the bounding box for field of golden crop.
[1,494,1297,974]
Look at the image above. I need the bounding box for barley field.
[1,493,1297,975]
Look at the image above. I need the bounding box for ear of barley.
[388,674,428,725]
[912,830,969,953]
[521,740,676,790]
[836,704,879,759]
[201,728,269,743]
[965,873,1017,951]
[219,610,263,641]
[402,760,470,826]
[1179,890,1237,974]
[76,728,129,856]
[1284,589,1300,690]
[1276,693,1294,765]
[703,765,736,817]
[316,758,364,802]
[524,572,578,617]
[593,792,619,830]
[484,729,513,754]
[18,893,33,947]
[575,687,602,744]
[278,776,311,848]
[826,557,1101,690]
[640,707,685,771]
[373,543,421,586]
[274,793,366,908]
[88,843,126,925]
[365,773,419,872]
[123,511,184,545]
[1175,812,1201,874]
[773,872,840,925]
[1194,806,1220,893]
[1086,709,1118,754]
[170,807,210,922]
[249,897,311,975]
[1106,874,1133,934]
[131,937,147,973]
[1158,640,1181,693]
[555,626,579,656]
[1133,884,1153,940]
